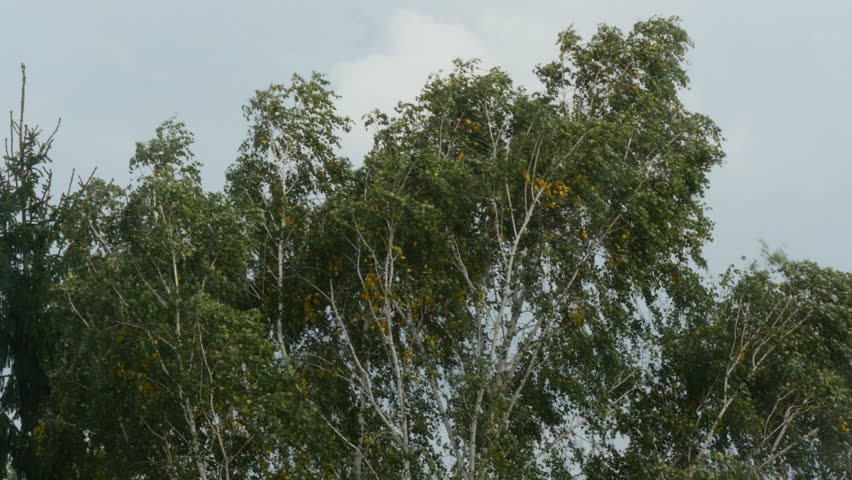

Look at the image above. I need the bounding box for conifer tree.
[0,65,61,478]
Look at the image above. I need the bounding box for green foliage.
[1,17,849,480]
[43,121,307,478]
[608,256,851,478]
[226,72,353,362]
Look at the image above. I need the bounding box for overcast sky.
[2,0,850,274]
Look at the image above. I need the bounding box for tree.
[225,74,360,477]
[610,254,852,478]
[226,73,352,365]
[299,17,727,478]
[43,121,299,478]
[0,64,62,478]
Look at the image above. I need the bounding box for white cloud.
[471,11,556,87]
[331,10,570,163]
[333,11,488,162]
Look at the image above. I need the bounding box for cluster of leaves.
[0,17,849,479]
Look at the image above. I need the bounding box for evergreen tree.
[0,65,61,478]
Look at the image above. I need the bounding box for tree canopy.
[1,17,849,479]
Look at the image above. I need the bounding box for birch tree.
[611,255,852,479]
[43,121,297,478]
[226,73,352,366]
[307,17,726,478]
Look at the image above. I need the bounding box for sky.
[1,0,850,275]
